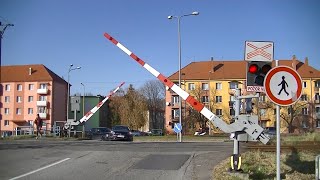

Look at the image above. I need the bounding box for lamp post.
[81,82,85,138]
[67,64,81,122]
[0,21,14,135]
[168,11,199,142]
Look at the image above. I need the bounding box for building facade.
[0,64,68,136]
[165,58,320,134]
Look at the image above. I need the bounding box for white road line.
[9,158,70,180]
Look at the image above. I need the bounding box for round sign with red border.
[264,66,302,106]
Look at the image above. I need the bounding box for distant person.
[34,114,43,139]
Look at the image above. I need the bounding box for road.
[0,139,240,180]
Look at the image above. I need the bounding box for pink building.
[0,64,68,136]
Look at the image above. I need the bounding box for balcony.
[39,113,47,119]
[37,100,47,106]
[37,88,48,94]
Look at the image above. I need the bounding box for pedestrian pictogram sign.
[245,41,274,62]
[264,66,302,106]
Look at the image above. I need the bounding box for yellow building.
[165,57,320,135]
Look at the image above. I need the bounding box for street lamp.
[168,11,199,142]
[80,82,85,138]
[67,64,81,121]
[0,21,14,135]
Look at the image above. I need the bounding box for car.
[86,127,113,140]
[130,130,142,136]
[111,125,133,141]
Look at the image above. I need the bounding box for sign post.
[264,64,302,180]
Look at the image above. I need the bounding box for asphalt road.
[0,139,239,180]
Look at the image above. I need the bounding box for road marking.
[9,158,70,180]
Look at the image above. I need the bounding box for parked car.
[111,125,133,141]
[131,130,142,136]
[87,127,113,140]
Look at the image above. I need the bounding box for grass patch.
[213,150,317,180]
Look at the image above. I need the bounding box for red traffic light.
[248,64,258,74]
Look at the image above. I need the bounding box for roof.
[168,60,320,81]
[1,64,67,84]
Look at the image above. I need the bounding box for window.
[4,120,9,126]
[230,108,235,116]
[302,121,308,128]
[202,83,209,90]
[302,108,308,115]
[16,108,21,115]
[202,96,209,103]
[259,95,266,102]
[300,94,308,101]
[38,107,46,113]
[216,109,222,116]
[315,93,320,101]
[17,84,22,91]
[288,108,292,115]
[172,109,180,118]
[16,96,22,103]
[4,96,10,103]
[188,83,195,90]
[40,83,47,89]
[5,84,10,91]
[260,109,267,117]
[28,96,34,102]
[216,83,222,90]
[315,81,320,88]
[317,120,320,128]
[302,81,307,88]
[28,84,34,90]
[216,96,222,103]
[274,108,276,115]
[229,82,238,89]
[39,96,47,101]
[316,107,320,113]
[28,108,33,114]
[28,120,33,126]
[172,96,179,105]
[4,108,9,115]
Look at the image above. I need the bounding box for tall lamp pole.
[0,21,14,135]
[67,64,81,122]
[81,82,85,138]
[168,11,199,142]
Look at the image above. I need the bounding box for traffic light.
[246,61,272,87]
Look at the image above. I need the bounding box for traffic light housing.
[246,61,272,87]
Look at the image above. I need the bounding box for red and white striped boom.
[79,82,125,123]
[103,33,269,144]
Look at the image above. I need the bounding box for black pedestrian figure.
[278,76,289,96]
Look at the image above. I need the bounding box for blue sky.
[1,0,320,95]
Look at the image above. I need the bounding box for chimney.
[304,57,309,66]
[292,55,297,70]
[29,67,32,75]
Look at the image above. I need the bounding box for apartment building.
[165,58,320,134]
[0,64,67,136]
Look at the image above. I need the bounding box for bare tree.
[280,101,308,133]
[140,80,165,130]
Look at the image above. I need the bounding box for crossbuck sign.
[245,41,274,62]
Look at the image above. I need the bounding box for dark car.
[87,127,113,140]
[111,125,133,141]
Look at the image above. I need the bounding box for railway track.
[245,141,320,152]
